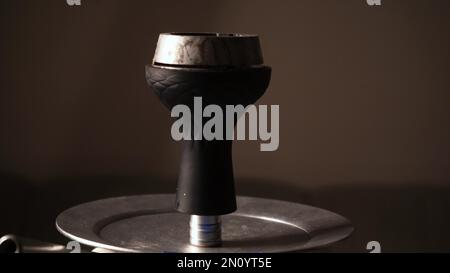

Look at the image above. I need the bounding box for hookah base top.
[56,194,353,253]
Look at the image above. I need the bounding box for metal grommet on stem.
[189,215,222,247]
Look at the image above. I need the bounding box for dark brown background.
[1,0,449,252]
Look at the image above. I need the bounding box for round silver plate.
[56,194,353,253]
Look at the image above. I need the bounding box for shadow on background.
[237,178,450,252]
[0,173,175,246]
[1,173,449,252]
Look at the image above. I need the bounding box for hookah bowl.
[145,33,271,246]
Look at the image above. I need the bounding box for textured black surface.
[146,66,271,215]
[145,66,271,109]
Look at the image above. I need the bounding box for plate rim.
[56,194,353,253]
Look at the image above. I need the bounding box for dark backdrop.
[1,0,449,252]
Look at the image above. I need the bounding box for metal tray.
[56,194,353,253]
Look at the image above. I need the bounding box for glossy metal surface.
[190,215,222,247]
[153,33,263,68]
[56,194,353,253]
[0,234,69,253]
